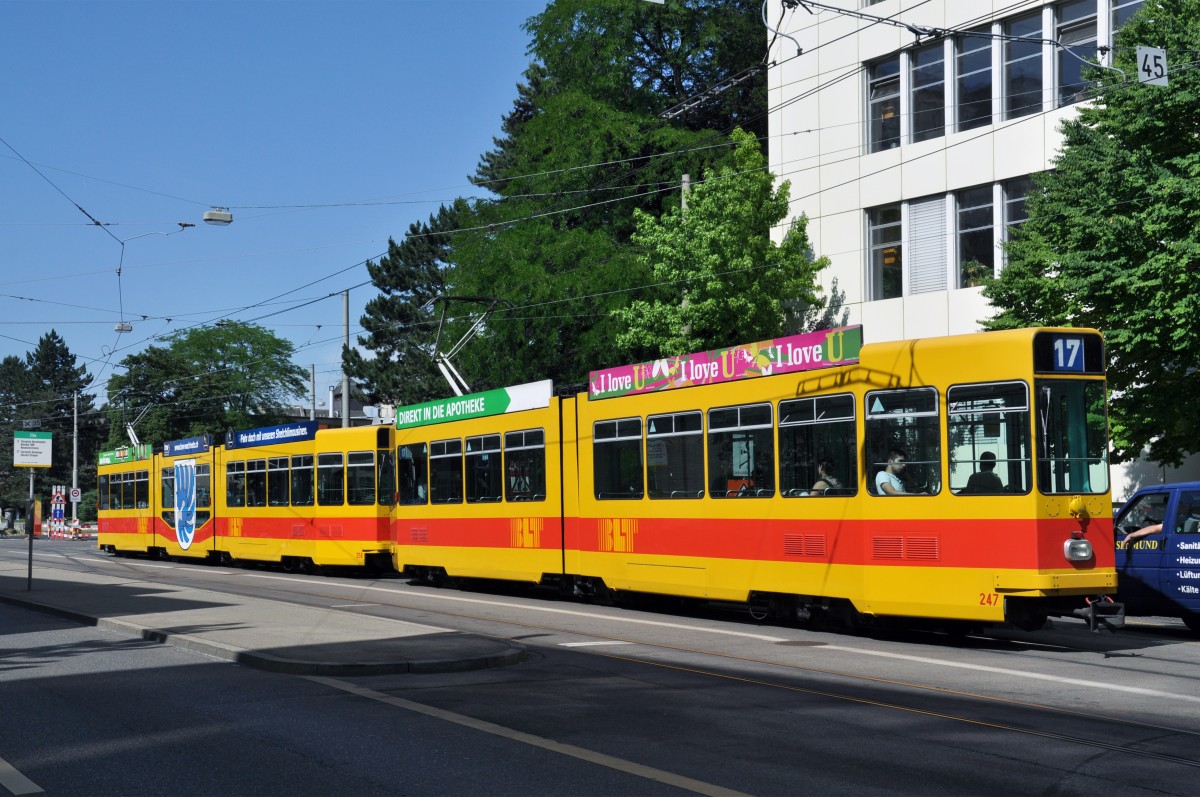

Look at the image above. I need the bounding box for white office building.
[766,0,1196,499]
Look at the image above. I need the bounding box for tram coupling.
[1073,595,1125,632]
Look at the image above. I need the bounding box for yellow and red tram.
[388,326,1121,630]
[99,422,393,570]
[98,325,1123,630]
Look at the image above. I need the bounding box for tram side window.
[246,459,267,508]
[866,387,941,495]
[120,472,134,509]
[109,473,123,509]
[127,472,142,509]
[98,474,110,510]
[161,468,175,510]
[377,448,396,506]
[291,455,314,506]
[347,451,376,506]
[430,439,463,504]
[779,394,857,497]
[398,444,428,505]
[1035,380,1109,495]
[594,418,643,500]
[267,457,289,506]
[134,470,149,508]
[948,382,1031,495]
[317,453,344,505]
[226,461,246,507]
[646,411,704,499]
[709,404,774,498]
[505,429,546,502]
[196,463,211,508]
[466,434,503,503]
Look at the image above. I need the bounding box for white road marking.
[308,676,751,797]
[560,641,633,648]
[821,645,1200,704]
[0,755,42,795]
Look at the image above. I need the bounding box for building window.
[868,204,903,300]
[957,29,992,131]
[1057,0,1098,106]
[907,195,947,294]
[1111,0,1144,31]
[910,42,945,142]
[958,185,995,287]
[868,57,900,152]
[1004,175,1035,231]
[1004,13,1043,119]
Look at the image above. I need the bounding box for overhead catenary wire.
[4,1,1176,410]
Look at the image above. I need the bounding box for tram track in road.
[12,547,1200,774]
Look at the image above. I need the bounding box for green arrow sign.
[395,380,553,430]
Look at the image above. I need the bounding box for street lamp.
[203,207,233,225]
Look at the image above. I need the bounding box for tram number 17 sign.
[14,431,52,468]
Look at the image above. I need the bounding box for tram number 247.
[979,592,1000,606]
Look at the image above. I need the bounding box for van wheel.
[1183,613,1200,635]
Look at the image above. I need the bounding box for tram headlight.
[1064,538,1094,562]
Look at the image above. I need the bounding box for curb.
[0,592,528,676]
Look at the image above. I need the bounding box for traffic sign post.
[14,431,52,591]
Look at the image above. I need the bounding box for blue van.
[1114,481,1200,633]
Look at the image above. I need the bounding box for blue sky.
[1,0,547,410]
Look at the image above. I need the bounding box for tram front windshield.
[1035,379,1108,495]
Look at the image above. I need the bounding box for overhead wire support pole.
[342,290,350,428]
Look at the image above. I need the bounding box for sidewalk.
[0,552,526,676]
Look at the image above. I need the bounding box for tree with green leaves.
[982,0,1200,465]
[353,0,771,398]
[345,203,461,406]
[525,0,768,143]
[0,333,102,515]
[105,322,307,447]
[612,128,829,358]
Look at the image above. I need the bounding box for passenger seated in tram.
[811,460,841,494]
[961,452,1005,494]
[876,449,924,495]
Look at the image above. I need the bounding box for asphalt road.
[3,539,1200,796]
